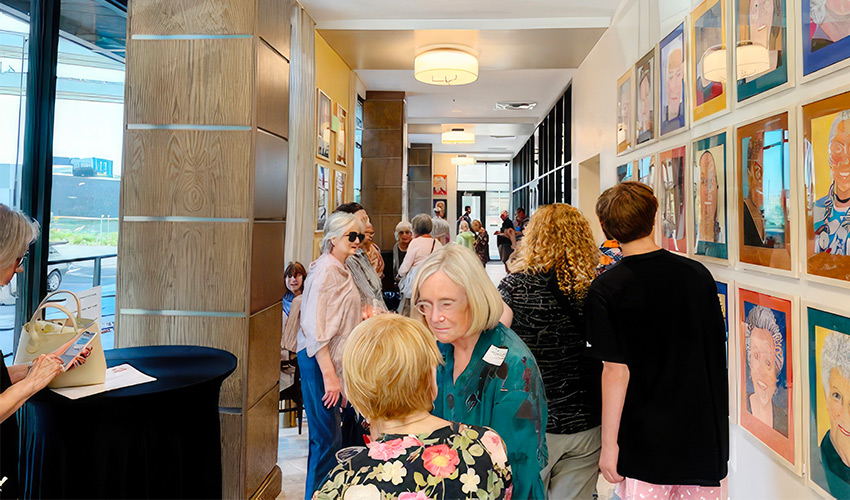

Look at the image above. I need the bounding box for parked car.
[0,244,70,305]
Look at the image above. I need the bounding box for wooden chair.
[279,359,303,434]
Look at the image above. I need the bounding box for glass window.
[487,162,510,183]
[457,163,486,183]
[0,7,28,358]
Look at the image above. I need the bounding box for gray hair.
[411,214,433,237]
[321,211,358,254]
[459,220,470,232]
[432,217,450,239]
[0,204,40,269]
[394,220,412,241]
[811,0,827,24]
[821,332,850,397]
[828,110,850,163]
[745,305,785,373]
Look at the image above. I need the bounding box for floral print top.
[314,423,512,500]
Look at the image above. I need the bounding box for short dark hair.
[464,206,471,211]
[595,182,657,244]
[284,261,307,292]
[517,207,526,214]
[334,202,365,215]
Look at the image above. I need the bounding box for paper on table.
[51,363,156,400]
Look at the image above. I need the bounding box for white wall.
[572,0,850,497]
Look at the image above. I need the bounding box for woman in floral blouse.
[411,245,548,500]
[315,315,512,500]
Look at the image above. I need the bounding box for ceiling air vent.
[495,101,537,111]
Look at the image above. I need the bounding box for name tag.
[483,345,508,366]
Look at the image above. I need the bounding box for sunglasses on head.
[346,232,366,243]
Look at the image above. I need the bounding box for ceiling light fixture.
[495,102,537,111]
[442,127,475,144]
[415,47,479,86]
[451,155,476,165]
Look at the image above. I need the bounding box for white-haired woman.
[411,245,548,500]
[820,331,850,498]
[745,305,788,437]
[391,220,412,280]
[0,204,64,498]
[297,210,365,499]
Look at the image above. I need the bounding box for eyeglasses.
[415,299,461,317]
[346,232,366,243]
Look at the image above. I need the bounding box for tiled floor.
[274,262,616,499]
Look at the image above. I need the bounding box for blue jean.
[298,349,342,499]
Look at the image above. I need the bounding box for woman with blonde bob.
[315,315,513,499]
[499,204,603,499]
[410,244,548,500]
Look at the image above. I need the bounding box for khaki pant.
[540,426,602,500]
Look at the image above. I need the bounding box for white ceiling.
[302,0,622,159]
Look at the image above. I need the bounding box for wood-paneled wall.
[118,1,291,498]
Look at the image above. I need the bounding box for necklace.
[381,414,432,433]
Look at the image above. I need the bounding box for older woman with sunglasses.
[0,204,64,498]
[411,245,549,500]
[297,210,365,498]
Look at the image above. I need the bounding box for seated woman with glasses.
[315,314,513,499]
[0,204,64,498]
[410,245,549,500]
[297,210,366,499]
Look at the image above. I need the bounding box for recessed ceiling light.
[495,102,537,111]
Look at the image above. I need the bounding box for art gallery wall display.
[336,104,347,167]
[738,286,799,472]
[715,279,737,421]
[660,23,688,137]
[334,170,346,209]
[802,0,850,79]
[694,131,730,261]
[734,0,790,102]
[691,0,728,122]
[433,199,447,220]
[433,174,448,196]
[317,89,331,161]
[802,89,850,285]
[316,164,329,231]
[806,303,850,498]
[617,163,634,183]
[736,111,795,274]
[659,146,688,253]
[635,48,657,146]
[637,155,656,188]
[617,70,633,154]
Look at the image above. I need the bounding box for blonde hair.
[410,245,503,338]
[343,315,444,421]
[509,204,599,300]
[0,204,39,269]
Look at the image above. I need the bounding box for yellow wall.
[314,31,355,258]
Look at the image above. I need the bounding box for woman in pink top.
[397,214,443,314]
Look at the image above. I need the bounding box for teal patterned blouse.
[432,323,548,500]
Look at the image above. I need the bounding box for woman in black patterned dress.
[471,219,489,266]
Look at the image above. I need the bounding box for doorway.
[578,155,604,244]
[457,190,485,232]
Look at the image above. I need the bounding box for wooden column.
[117,1,291,497]
[362,91,405,250]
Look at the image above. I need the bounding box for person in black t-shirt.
[585,182,728,500]
[494,210,514,272]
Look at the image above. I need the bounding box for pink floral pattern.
[421,444,460,478]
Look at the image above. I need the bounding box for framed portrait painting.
[637,155,655,188]
[807,303,850,498]
[617,70,632,154]
[336,104,347,166]
[659,23,688,137]
[433,174,448,196]
[317,89,331,161]
[737,112,794,273]
[802,0,850,78]
[316,164,329,231]
[334,170,345,209]
[617,163,633,183]
[659,146,687,253]
[433,199,447,220]
[738,286,798,470]
[635,49,656,146]
[735,0,790,102]
[694,131,729,260]
[803,90,850,285]
[691,0,728,122]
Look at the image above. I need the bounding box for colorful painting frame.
[736,111,796,276]
[433,174,448,196]
[617,69,633,155]
[691,0,728,122]
[802,88,850,287]
[634,48,657,146]
[616,163,634,183]
[806,302,850,498]
[316,164,329,231]
[693,130,730,262]
[334,170,346,209]
[433,199,447,220]
[716,279,738,422]
[659,22,689,137]
[737,285,800,474]
[801,0,850,80]
[317,89,331,161]
[734,0,790,103]
[335,104,347,167]
[659,146,688,254]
